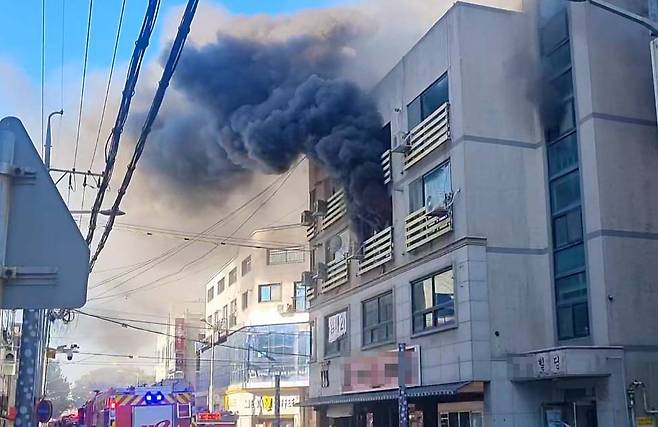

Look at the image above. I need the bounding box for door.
[543,402,598,427]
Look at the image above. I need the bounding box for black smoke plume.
[145,25,391,237]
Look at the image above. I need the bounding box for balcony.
[322,190,346,231]
[358,226,393,275]
[381,150,392,184]
[307,221,318,240]
[405,208,452,251]
[404,102,450,170]
[321,258,349,293]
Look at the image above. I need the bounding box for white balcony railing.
[405,208,452,251]
[322,190,346,230]
[321,258,349,293]
[404,102,450,170]
[381,150,392,184]
[307,221,318,241]
[358,226,393,275]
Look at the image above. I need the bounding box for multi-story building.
[155,305,204,388]
[301,1,658,426]
[198,224,312,427]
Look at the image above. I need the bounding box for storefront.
[301,382,485,427]
[223,389,307,427]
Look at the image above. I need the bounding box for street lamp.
[69,209,126,216]
[44,110,63,169]
[200,317,216,412]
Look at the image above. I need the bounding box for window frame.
[217,278,225,294]
[267,248,305,265]
[407,73,449,131]
[241,256,252,277]
[229,299,237,327]
[410,267,457,335]
[294,281,308,312]
[409,159,452,213]
[207,286,214,302]
[361,291,395,348]
[258,283,282,303]
[324,308,349,358]
[228,268,237,286]
[241,291,249,311]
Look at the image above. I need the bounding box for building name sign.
[225,393,300,416]
[534,350,565,378]
[327,311,347,343]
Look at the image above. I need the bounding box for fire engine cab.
[81,384,194,427]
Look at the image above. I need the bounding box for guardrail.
[358,227,393,275]
[321,258,349,293]
[381,150,392,184]
[405,102,450,170]
[322,190,347,230]
[405,208,452,251]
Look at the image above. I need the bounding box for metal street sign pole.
[398,343,409,427]
[274,373,281,427]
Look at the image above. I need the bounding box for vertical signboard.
[175,318,186,372]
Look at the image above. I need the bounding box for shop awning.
[299,382,474,407]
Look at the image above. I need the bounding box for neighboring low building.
[301,1,658,426]
[155,306,204,388]
[198,225,312,427]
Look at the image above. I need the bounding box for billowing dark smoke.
[147,24,391,236]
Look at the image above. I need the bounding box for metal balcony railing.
[321,258,349,293]
[358,226,393,275]
[381,150,392,184]
[404,102,450,170]
[322,190,346,231]
[307,221,318,240]
[405,208,452,251]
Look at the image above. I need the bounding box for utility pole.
[398,343,409,427]
[274,373,281,427]
[209,322,215,412]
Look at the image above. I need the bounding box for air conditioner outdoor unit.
[301,210,314,226]
[301,271,315,286]
[314,200,328,217]
[314,263,328,281]
[391,131,412,154]
[277,304,286,313]
[425,193,453,218]
[347,242,364,260]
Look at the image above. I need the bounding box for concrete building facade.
[199,225,312,427]
[301,1,658,426]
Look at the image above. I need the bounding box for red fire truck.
[80,385,194,427]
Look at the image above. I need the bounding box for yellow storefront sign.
[638,416,656,427]
[261,396,273,412]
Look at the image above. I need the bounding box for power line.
[41,0,46,157]
[69,0,94,205]
[79,0,127,222]
[85,0,161,246]
[74,310,309,358]
[88,0,200,270]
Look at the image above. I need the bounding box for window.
[259,284,282,302]
[213,310,220,326]
[241,256,252,276]
[267,249,305,265]
[324,310,348,357]
[411,269,456,333]
[222,305,228,325]
[439,411,483,427]
[207,286,214,302]
[229,299,237,327]
[380,122,392,150]
[325,229,350,263]
[408,74,449,130]
[294,282,307,312]
[362,292,394,346]
[228,268,237,286]
[409,161,452,212]
[217,278,225,294]
[241,291,249,310]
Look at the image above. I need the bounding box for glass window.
[207,286,214,302]
[267,248,305,265]
[324,310,348,357]
[553,209,583,249]
[362,292,394,346]
[411,269,455,333]
[294,282,307,312]
[548,133,578,177]
[409,161,452,213]
[228,268,237,286]
[554,243,585,277]
[380,122,392,150]
[241,256,252,276]
[259,283,282,302]
[241,291,249,310]
[408,74,449,130]
[541,9,568,54]
[543,42,571,79]
[229,300,237,326]
[217,278,225,294]
[551,170,581,213]
[326,229,350,263]
[556,272,587,305]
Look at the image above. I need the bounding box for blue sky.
[0,0,341,84]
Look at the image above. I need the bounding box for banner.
[327,311,347,343]
[175,318,186,372]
